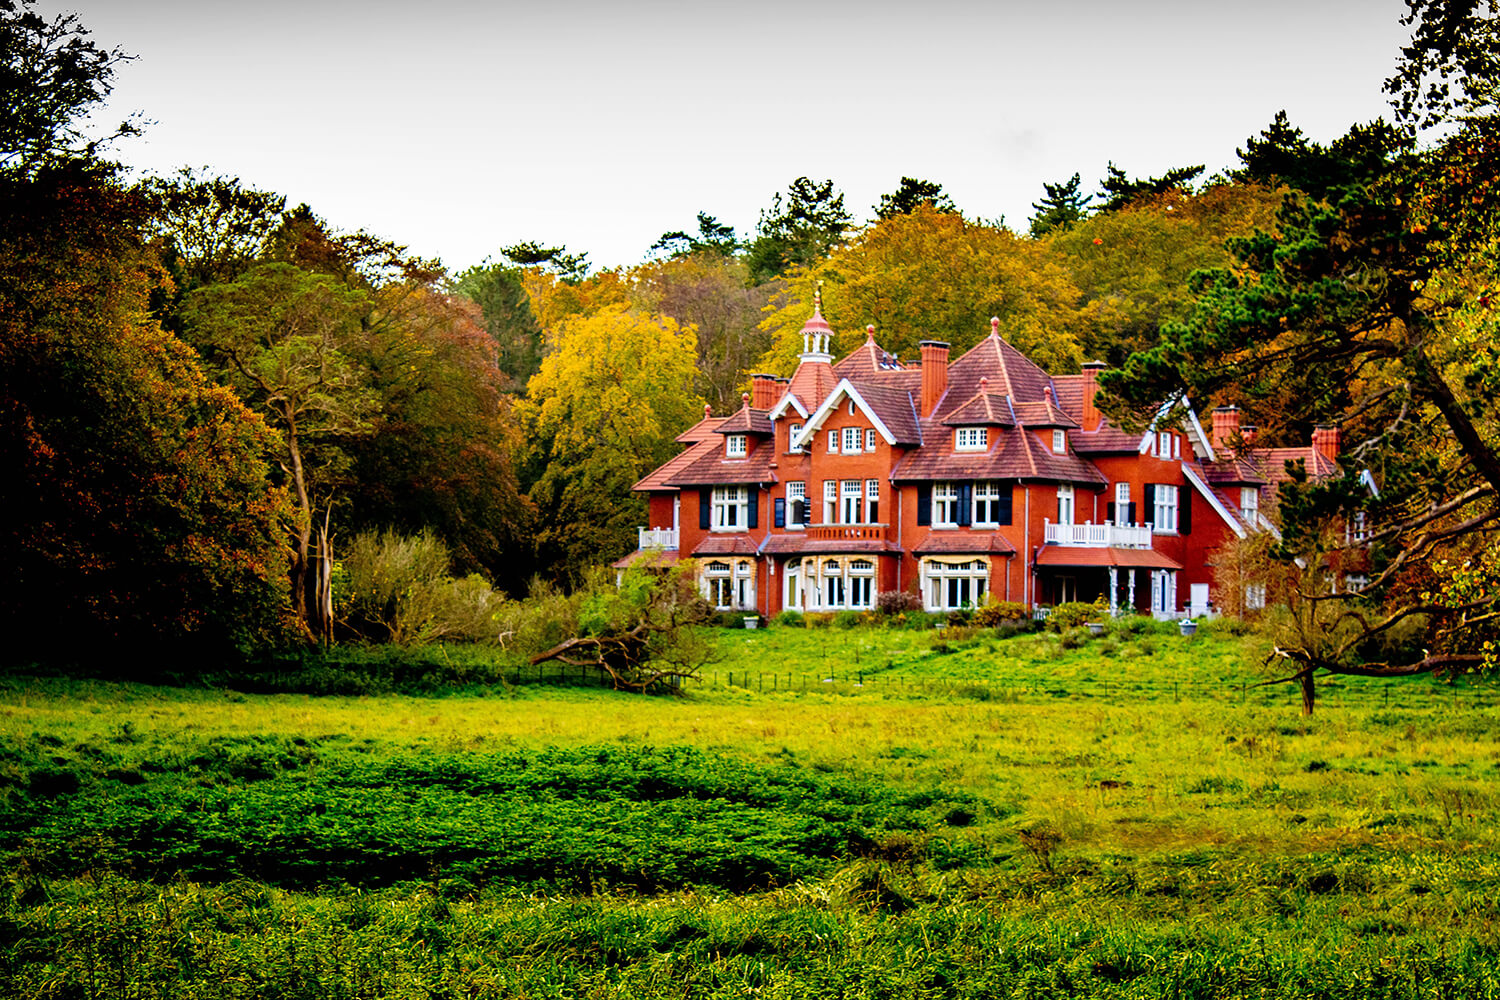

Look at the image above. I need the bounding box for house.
[617,298,1341,618]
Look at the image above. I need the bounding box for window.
[1113,482,1133,527]
[787,481,807,528]
[848,400,857,416]
[865,479,880,524]
[823,559,844,607]
[1053,429,1067,454]
[841,479,863,523]
[788,423,803,453]
[1158,431,1172,457]
[703,560,734,609]
[1348,511,1369,543]
[1116,482,1131,507]
[711,486,748,530]
[842,426,862,454]
[735,559,755,609]
[827,430,838,454]
[923,558,989,611]
[807,557,877,610]
[955,427,987,452]
[1057,484,1075,526]
[823,480,837,524]
[848,558,875,608]
[865,428,877,452]
[1245,584,1267,610]
[973,482,1007,526]
[1240,487,1259,523]
[725,434,747,458]
[933,482,960,527]
[1153,484,1179,533]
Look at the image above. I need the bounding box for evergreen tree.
[1096,162,1204,211]
[745,177,851,283]
[1028,172,1092,236]
[873,177,957,220]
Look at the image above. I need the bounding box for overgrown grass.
[1,624,1497,997]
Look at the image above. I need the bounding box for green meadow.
[2,621,1498,998]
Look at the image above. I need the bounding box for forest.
[0,0,1496,685]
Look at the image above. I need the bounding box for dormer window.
[1241,487,1259,522]
[788,423,803,453]
[1053,429,1067,454]
[955,427,987,452]
[726,434,747,458]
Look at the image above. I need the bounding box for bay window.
[922,558,990,611]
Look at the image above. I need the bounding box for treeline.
[3,0,1495,677]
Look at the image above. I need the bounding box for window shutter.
[1179,475,1192,534]
[1143,484,1156,529]
[997,486,1013,525]
[1106,501,1116,524]
[699,488,712,529]
[917,484,932,526]
[1126,501,1137,525]
[958,483,973,526]
[747,493,759,529]
[774,497,786,528]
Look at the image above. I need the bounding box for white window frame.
[842,426,862,454]
[1053,429,1067,454]
[1153,483,1179,534]
[841,479,863,524]
[1240,487,1259,523]
[973,481,1003,527]
[864,479,880,524]
[1245,584,1267,610]
[1057,483,1075,526]
[788,423,803,453]
[711,486,748,531]
[787,480,807,529]
[922,558,990,612]
[865,428,877,452]
[955,427,987,452]
[823,479,837,524]
[848,400,857,416]
[933,482,960,527]
[725,434,747,458]
[703,560,734,609]
[827,430,838,454]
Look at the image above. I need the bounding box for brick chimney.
[750,373,778,410]
[1240,424,1257,447]
[1081,360,1106,432]
[1211,406,1240,454]
[919,340,949,417]
[1312,424,1341,463]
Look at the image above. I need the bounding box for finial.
[990,317,1000,337]
[742,391,751,406]
[980,376,989,392]
[866,323,876,342]
[814,280,823,315]
[704,403,712,419]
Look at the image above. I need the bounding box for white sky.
[62,0,1411,274]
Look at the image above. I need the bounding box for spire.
[990,316,1001,338]
[865,323,876,343]
[798,282,834,358]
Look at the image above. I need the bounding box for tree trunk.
[1300,670,1316,717]
[314,506,334,646]
[284,412,314,640]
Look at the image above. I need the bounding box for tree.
[1100,111,1500,708]
[649,211,739,259]
[746,177,852,283]
[0,0,138,175]
[1386,0,1500,128]
[1096,161,1205,212]
[527,562,717,692]
[451,259,546,388]
[501,240,591,283]
[517,304,702,582]
[138,167,287,292]
[0,161,290,661]
[1029,173,1092,236]
[180,262,378,640]
[630,252,773,412]
[756,204,1083,374]
[874,177,957,220]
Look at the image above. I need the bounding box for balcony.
[1043,519,1153,549]
[638,527,679,550]
[805,523,891,543]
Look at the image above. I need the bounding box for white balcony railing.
[638,527,679,550]
[1042,519,1153,549]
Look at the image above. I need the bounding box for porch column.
[1108,566,1118,616]
[1127,568,1136,612]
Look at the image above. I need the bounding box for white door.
[1189,583,1210,617]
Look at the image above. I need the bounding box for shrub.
[832,610,862,629]
[805,613,833,629]
[892,611,943,630]
[338,529,503,644]
[973,601,1029,627]
[875,590,922,615]
[771,610,805,627]
[1047,600,1107,632]
[946,606,973,626]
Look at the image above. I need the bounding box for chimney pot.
[1211,405,1241,454]
[1312,423,1341,463]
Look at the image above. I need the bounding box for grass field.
[2,620,1497,998]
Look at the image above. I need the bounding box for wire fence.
[506,659,1495,711]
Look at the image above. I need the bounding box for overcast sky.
[64,0,1411,273]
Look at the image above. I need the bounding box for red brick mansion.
[618,300,1340,619]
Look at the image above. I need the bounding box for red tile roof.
[941,391,1016,427]
[691,536,762,556]
[891,419,1107,486]
[834,330,906,377]
[633,436,720,492]
[912,534,1017,555]
[1035,547,1183,570]
[759,535,902,555]
[675,414,726,444]
[714,406,774,435]
[935,332,1056,418]
[1011,397,1080,429]
[848,379,922,444]
[665,439,779,487]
